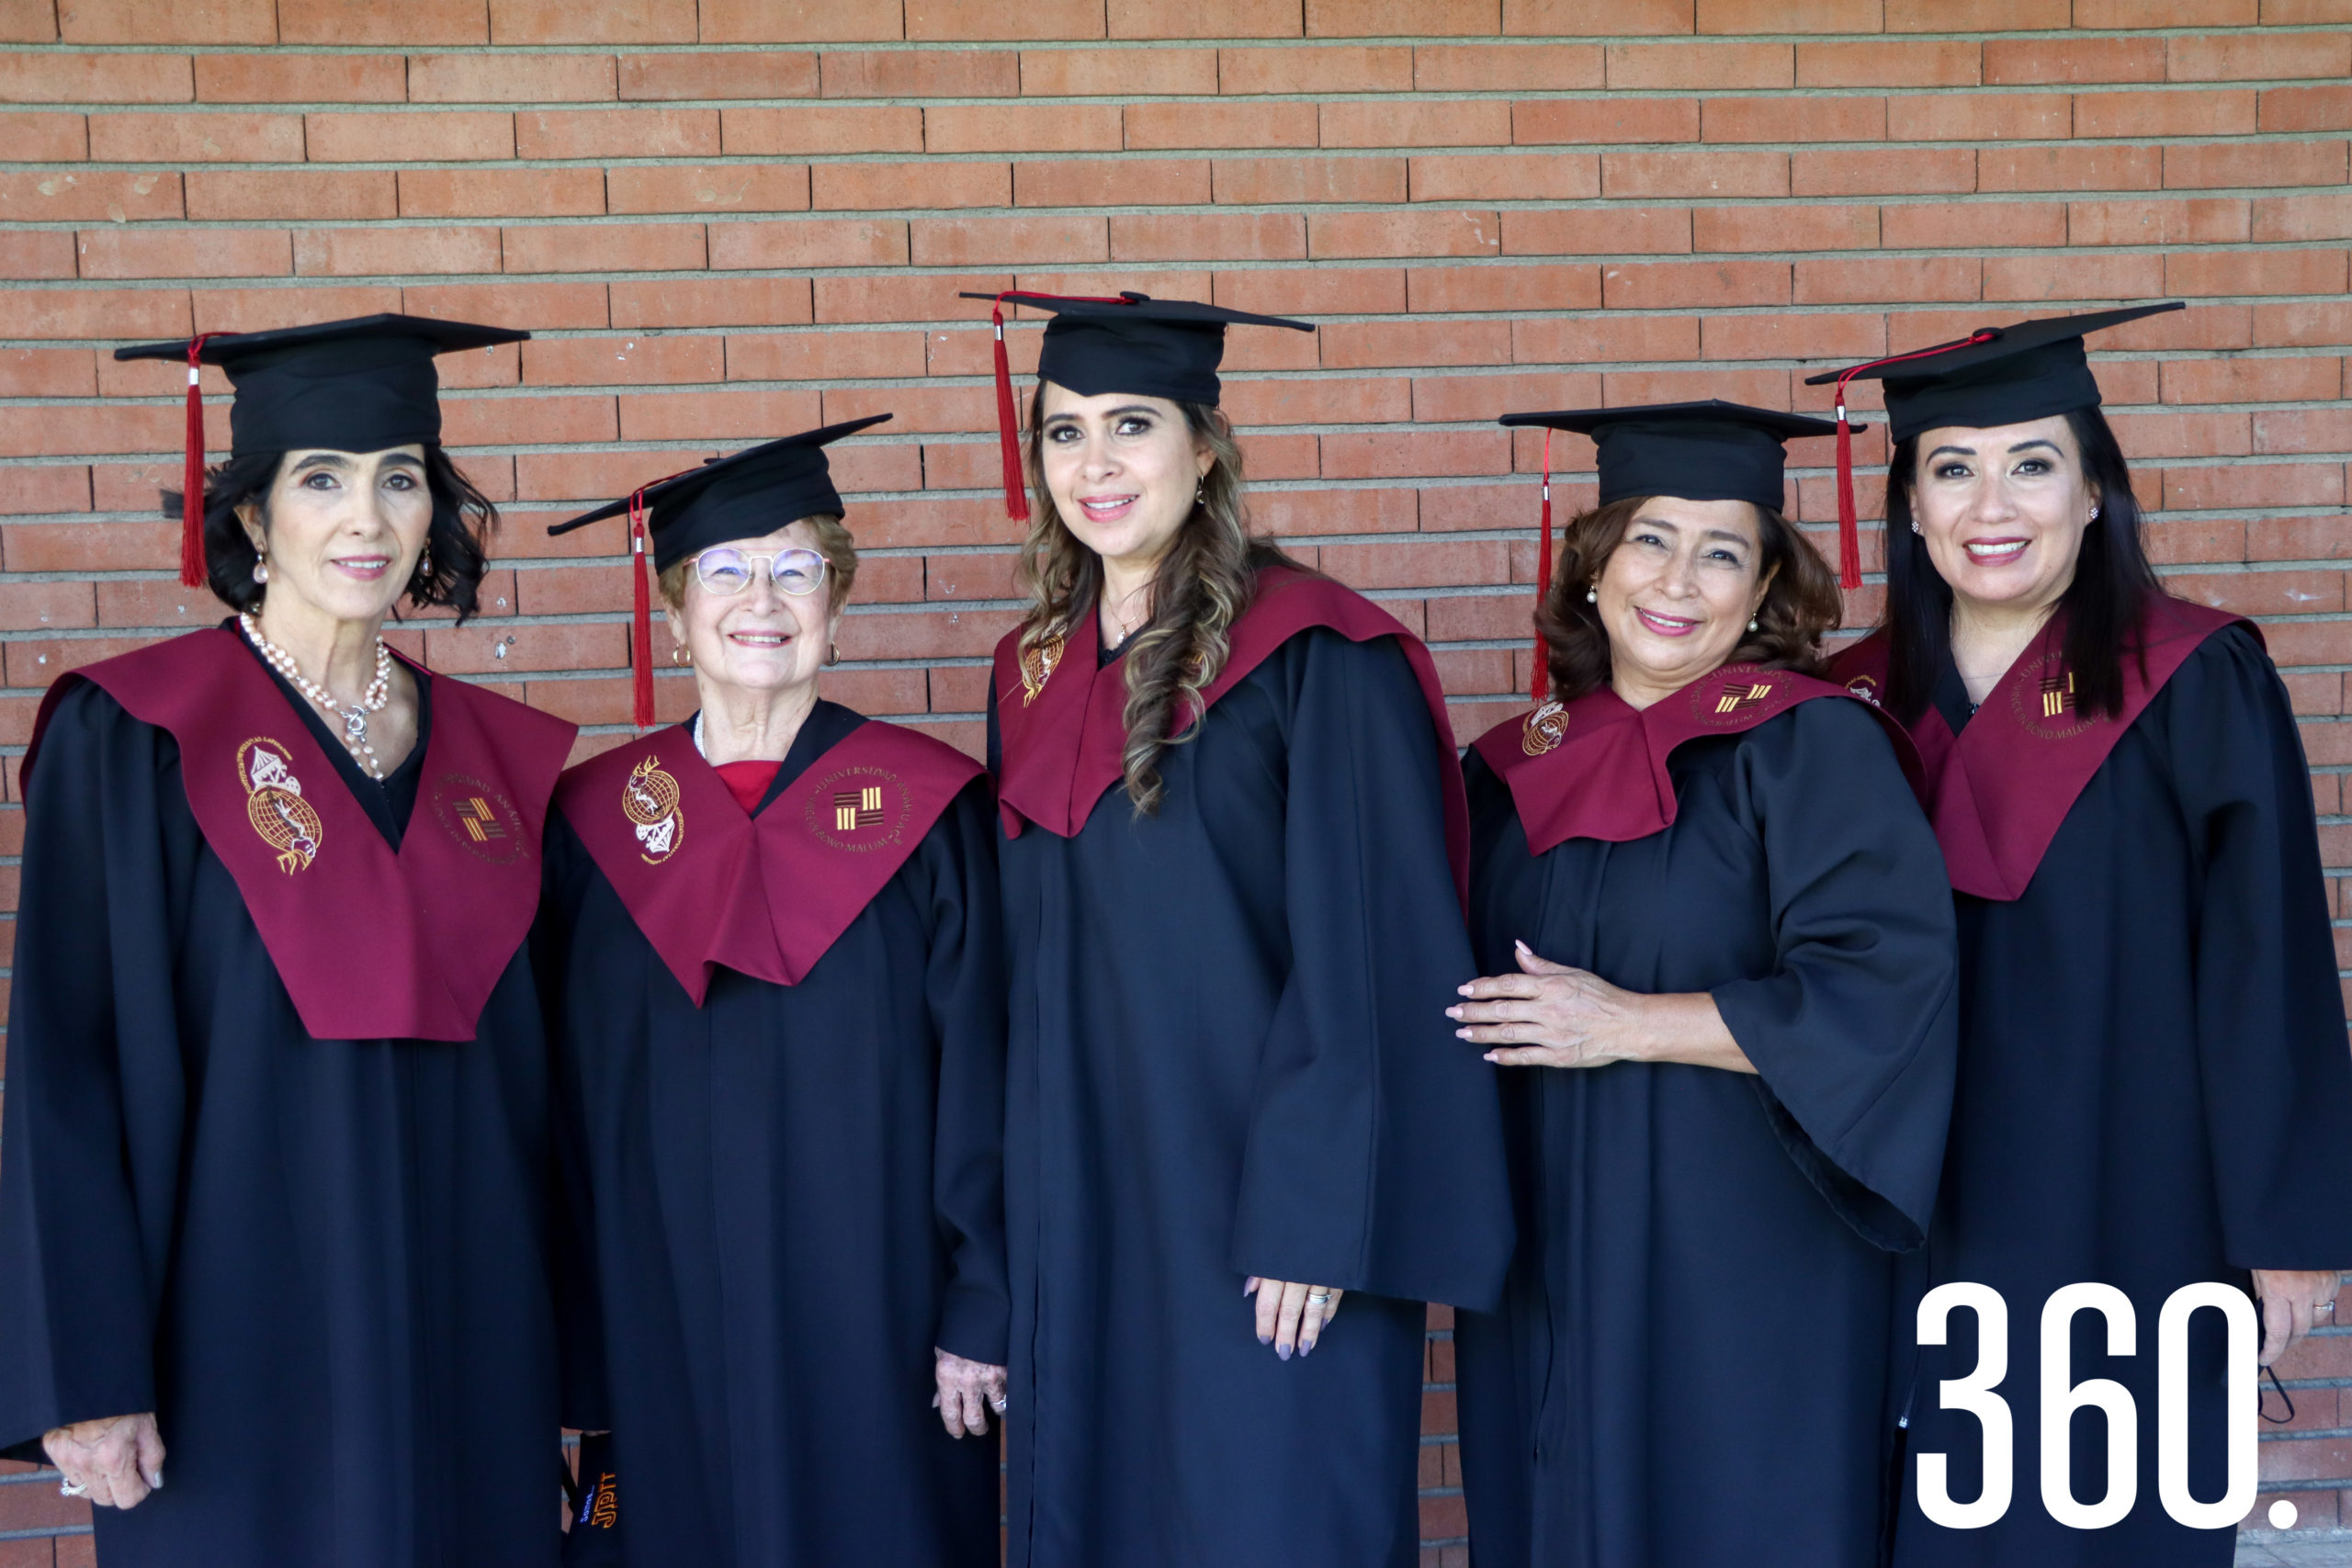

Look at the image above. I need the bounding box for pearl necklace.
[240,612,394,780]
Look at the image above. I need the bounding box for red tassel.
[1531,428,1555,704]
[181,333,216,588]
[629,491,654,729]
[990,299,1029,523]
[1834,389,1861,592]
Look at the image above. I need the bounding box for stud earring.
[1747,615,1759,633]
[2088,505,2101,521]
[1585,584,1598,604]
[251,558,268,583]
[1910,521,1922,535]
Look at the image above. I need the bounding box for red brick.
[0,170,181,223]
[1792,146,1975,197]
[0,347,94,397]
[401,279,608,328]
[309,108,511,161]
[1607,40,1790,89]
[2256,409,2352,456]
[2256,301,2352,350]
[709,217,908,269]
[1977,144,2161,193]
[2165,357,2341,406]
[1797,39,1976,87]
[698,0,899,40]
[194,282,401,332]
[410,51,616,102]
[1018,158,1212,208]
[0,110,85,160]
[1511,96,1700,145]
[193,51,402,101]
[1701,310,1884,360]
[1796,256,1979,304]
[2262,85,2352,134]
[1322,319,1510,370]
[1415,42,1601,91]
[1013,45,1213,96]
[926,103,1123,154]
[721,105,923,155]
[1702,96,1885,142]
[1601,258,1788,308]
[0,230,72,280]
[621,51,815,100]
[492,0,691,39]
[86,109,303,161]
[607,164,811,216]
[0,49,189,100]
[2255,192,2352,243]
[516,107,718,160]
[1408,153,1594,203]
[2165,463,2343,511]
[1125,100,1319,151]
[1211,155,1401,205]
[1984,251,2164,302]
[1220,43,1410,94]
[398,168,605,219]
[1306,0,1494,32]
[2165,139,2347,189]
[1224,377,1412,426]
[1111,212,1306,263]
[1513,313,1698,364]
[2075,89,2256,140]
[433,391,614,448]
[1321,429,1511,479]
[0,402,181,457]
[1602,151,1787,199]
[615,386,820,443]
[291,224,498,276]
[1881,198,2064,248]
[2106,302,2254,353]
[0,467,90,514]
[2101,408,2251,459]
[1505,0,1691,31]
[2264,0,2352,19]
[906,0,1104,39]
[814,162,1012,211]
[1697,0,1878,28]
[1605,366,1791,408]
[1218,266,1407,316]
[2253,515,2352,561]
[1980,37,2161,85]
[2171,31,2351,83]
[277,0,487,43]
[57,0,271,40]
[521,333,722,388]
[1889,92,2071,141]
[1323,98,1511,149]
[1105,0,1297,33]
[74,225,288,280]
[188,169,395,222]
[1408,264,1600,310]
[2068,197,2249,246]
[909,215,1103,266]
[1690,201,1875,252]
[1309,209,1504,260]
[1249,487,1421,538]
[812,49,1010,98]
[503,221,706,273]
[814,273,1012,323]
[727,330,927,382]
[2168,247,2348,297]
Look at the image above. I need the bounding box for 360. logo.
[1916,1281,2258,1530]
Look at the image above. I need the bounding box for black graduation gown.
[0,663,561,1568]
[1891,626,2352,1567]
[1453,695,1961,1568]
[989,624,1511,1568]
[540,701,1007,1568]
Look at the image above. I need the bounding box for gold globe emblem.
[622,754,685,864]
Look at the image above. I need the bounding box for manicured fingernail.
[1516,938,1531,951]
[150,1473,162,1489]
[1277,1344,1292,1361]
[1456,1029,1471,1039]
[1259,1333,1272,1345]
[1445,1006,1461,1019]
[1457,984,1471,996]
[1483,1053,1499,1063]
[1299,1340,1314,1358]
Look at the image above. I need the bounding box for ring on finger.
[58,1477,87,1498]
[1307,1292,1331,1305]
[989,1396,1008,1412]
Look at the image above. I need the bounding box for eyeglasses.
[692,546,828,597]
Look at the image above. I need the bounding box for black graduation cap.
[1497,400,1836,704]
[1802,302,2184,590]
[113,313,529,587]
[959,289,1314,522]
[546,413,892,729]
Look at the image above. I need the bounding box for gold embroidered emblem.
[807,764,908,852]
[621,754,684,865]
[1521,700,1569,757]
[1019,634,1065,706]
[237,737,322,874]
[1845,674,1882,705]
[833,784,886,833]
[429,773,527,865]
[589,1472,616,1529]
[2039,671,2075,719]
[1715,680,1774,715]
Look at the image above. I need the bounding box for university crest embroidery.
[237,736,323,874]
[621,753,684,865]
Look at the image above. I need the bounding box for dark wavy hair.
[164,445,498,620]
[1533,495,1844,705]
[1014,385,1305,816]
[1877,404,2155,724]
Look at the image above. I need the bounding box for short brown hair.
[656,513,858,615]
[1532,495,1842,705]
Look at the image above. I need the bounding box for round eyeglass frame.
[691,546,829,597]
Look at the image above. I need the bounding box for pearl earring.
[1747,615,1759,632]
[1585,584,1598,604]
[251,558,267,583]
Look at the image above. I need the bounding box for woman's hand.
[1450,942,1651,1068]
[932,1349,1008,1438]
[2252,1269,2342,1367]
[42,1414,164,1509]
[1246,1277,1343,1360]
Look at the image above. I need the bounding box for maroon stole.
[1471,661,1908,856]
[22,626,577,1043]
[554,718,984,1004]
[1826,596,2249,901]
[990,567,1470,904]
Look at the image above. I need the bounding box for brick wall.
[0,2,2347,1562]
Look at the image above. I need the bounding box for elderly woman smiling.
[538,418,1010,1568]
[1451,401,1960,1568]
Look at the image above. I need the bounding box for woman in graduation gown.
[0,314,578,1567]
[1450,401,1962,1568]
[537,414,1008,1568]
[1815,305,2352,1567]
[967,288,1511,1568]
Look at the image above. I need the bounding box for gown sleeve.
[921,779,1012,1367]
[2165,626,2352,1270]
[1707,696,1962,1253]
[1227,628,1513,1310]
[534,813,612,1433]
[0,682,192,1453]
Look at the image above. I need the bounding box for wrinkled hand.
[932,1349,1008,1438]
[1450,941,1649,1069]
[43,1414,164,1509]
[1246,1277,1343,1360]
[2253,1269,2342,1367]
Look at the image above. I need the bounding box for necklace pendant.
[342,708,368,745]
